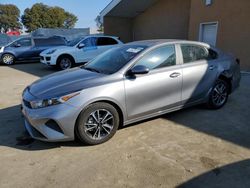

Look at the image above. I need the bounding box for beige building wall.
[188,0,250,70]
[104,0,250,70]
[132,0,191,41]
[104,17,133,42]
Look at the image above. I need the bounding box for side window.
[34,38,66,46]
[134,45,176,70]
[181,45,209,63]
[12,38,32,47]
[97,37,118,46]
[80,37,97,47]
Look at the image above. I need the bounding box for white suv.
[40,35,123,70]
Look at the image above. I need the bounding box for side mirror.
[128,65,150,75]
[78,43,85,49]
[15,43,21,48]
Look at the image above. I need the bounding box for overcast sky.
[1,0,112,31]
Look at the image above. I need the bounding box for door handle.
[170,72,181,78]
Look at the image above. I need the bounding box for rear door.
[179,44,218,105]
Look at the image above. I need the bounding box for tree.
[0,4,21,33]
[21,3,78,32]
[95,15,104,33]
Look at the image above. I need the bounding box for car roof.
[126,39,210,48]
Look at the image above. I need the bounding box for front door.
[7,38,33,61]
[76,37,98,63]
[124,45,182,120]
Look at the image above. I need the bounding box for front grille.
[46,57,51,61]
[23,99,32,109]
[40,56,44,61]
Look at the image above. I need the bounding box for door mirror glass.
[129,65,149,75]
[78,43,85,49]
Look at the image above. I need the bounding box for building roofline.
[100,0,121,21]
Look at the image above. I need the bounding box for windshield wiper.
[83,67,100,73]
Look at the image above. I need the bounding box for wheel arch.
[218,70,233,93]
[1,52,16,64]
[56,53,76,65]
[74,99,125,139]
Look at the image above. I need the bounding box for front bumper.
[21,100,80,142]
[40,54,57,66]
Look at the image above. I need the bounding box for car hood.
[28,67,108,99]
[41,46,73,55]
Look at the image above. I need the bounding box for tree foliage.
[95,15,104,32]
[21,3,78,32]
[0,4,21,32]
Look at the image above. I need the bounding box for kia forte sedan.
[21,40,241,145]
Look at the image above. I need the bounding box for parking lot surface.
[0,63,250,188]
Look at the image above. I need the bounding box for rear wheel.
[57,55,74,70]
[1,54,15,65]
[207,79,229,109]
[76,103,120,145]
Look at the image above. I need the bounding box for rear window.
[97,37,118,46]
[34,37,66,47]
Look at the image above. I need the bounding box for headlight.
[46,49,57,55]
[30,91,80,109]
[0,47,4,53]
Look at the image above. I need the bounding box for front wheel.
[57,56,74,70]
[76,103,120,145]
[1,54,15,65]
[207,79,229,109]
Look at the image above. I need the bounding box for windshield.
[83,45,147,74]
[67,37,83,46]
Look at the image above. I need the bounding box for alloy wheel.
[84,109,114,140]
[60,58,72,70]
[212,82,228,106]
[2,54,14,65]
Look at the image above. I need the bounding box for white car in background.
[40,35,123,70]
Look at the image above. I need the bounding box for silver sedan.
[21,40,241,145]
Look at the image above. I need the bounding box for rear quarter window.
[181,44,211,63]
[97,37,118,46]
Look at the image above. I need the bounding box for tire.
[76,102,120,145]
[1,53,15,65]
[207,79,230,109]
[56,55,74,70]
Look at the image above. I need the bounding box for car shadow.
[177,159,250,188]
[6,62,57,77]
[0,105,85,151]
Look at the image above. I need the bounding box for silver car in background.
[21,40,241,145]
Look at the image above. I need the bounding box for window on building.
[205,0,212,6]
[134,45,176,70]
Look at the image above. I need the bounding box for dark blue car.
[0,36,67,65]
